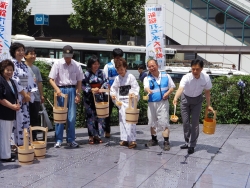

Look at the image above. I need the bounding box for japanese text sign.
[145,5,165,70]
[0,0,12,60]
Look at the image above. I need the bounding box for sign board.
[145,5,166,70]
[34,14,49,25]
[0,0,12,61]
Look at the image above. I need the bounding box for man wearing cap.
[49,45,84,148]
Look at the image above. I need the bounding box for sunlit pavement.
[0,124,249,188]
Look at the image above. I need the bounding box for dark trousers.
[181,94,203,148]
[29,101,41,140]
[104,96,114,133]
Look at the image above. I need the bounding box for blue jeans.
[55,87,76,143]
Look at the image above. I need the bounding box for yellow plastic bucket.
[203,109,216,134]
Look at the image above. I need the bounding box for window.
[244,25,250,45]
[208,5,225,31]
[175,0,190,11]
[191,0,207,20]
[125,53,145,70]
[36,48,50,58]
[225,15,243,42]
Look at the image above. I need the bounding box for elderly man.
[144,59,175,151]
[173,59,213,154]
[49,45,84,148]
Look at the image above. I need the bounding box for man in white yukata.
[144,59,175,151]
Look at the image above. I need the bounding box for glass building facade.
[171,0,250,45]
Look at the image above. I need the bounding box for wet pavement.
[0,124,249,188]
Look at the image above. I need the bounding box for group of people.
[0,43,213,162]
[0,43,44,162]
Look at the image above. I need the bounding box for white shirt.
[180,72,212,97]
[103,59,115,79]
[143,72,176,89]
[49,58,84,86]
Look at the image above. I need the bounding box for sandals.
[119,141,129,146]
[88,138,94,145]
[94,136,103,144]
[128,141,137,149]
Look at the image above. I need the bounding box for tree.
[68,0,146,44]
[12,0,31,35]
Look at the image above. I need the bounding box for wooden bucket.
[30,126,48,159]
[18,128,34,165]
[53,93,68,123]
[93,89,109,118]
[126,95,140,124]
[203,109,216,135]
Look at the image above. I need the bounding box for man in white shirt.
[49,45,84,148]
[144,59,175,151]
[173,59,213,154]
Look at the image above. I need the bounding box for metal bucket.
[203,109,216,135]
[53,93,68,123]
[125,95,140,124]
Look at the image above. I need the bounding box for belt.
[58,85,76,88]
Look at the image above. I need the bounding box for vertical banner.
[0,0,12,61]
[145,4,166,70]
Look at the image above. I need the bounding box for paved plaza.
[0,124,249,188]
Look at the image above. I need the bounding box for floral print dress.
[82,69,108,137]
[12,60,37,146]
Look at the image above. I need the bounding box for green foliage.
[69,0,146,43]
[12,0,31,35]
[168,75,250,124]
[33,61,54,121]
[207,76,250,124]
[138,81,149,124]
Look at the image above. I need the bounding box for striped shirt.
[49,58,84,86]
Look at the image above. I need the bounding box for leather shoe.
[188,147,194,154]
[180,143,189,149]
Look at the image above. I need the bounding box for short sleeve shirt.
[49,58,84,86]
[180,72,212,97]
